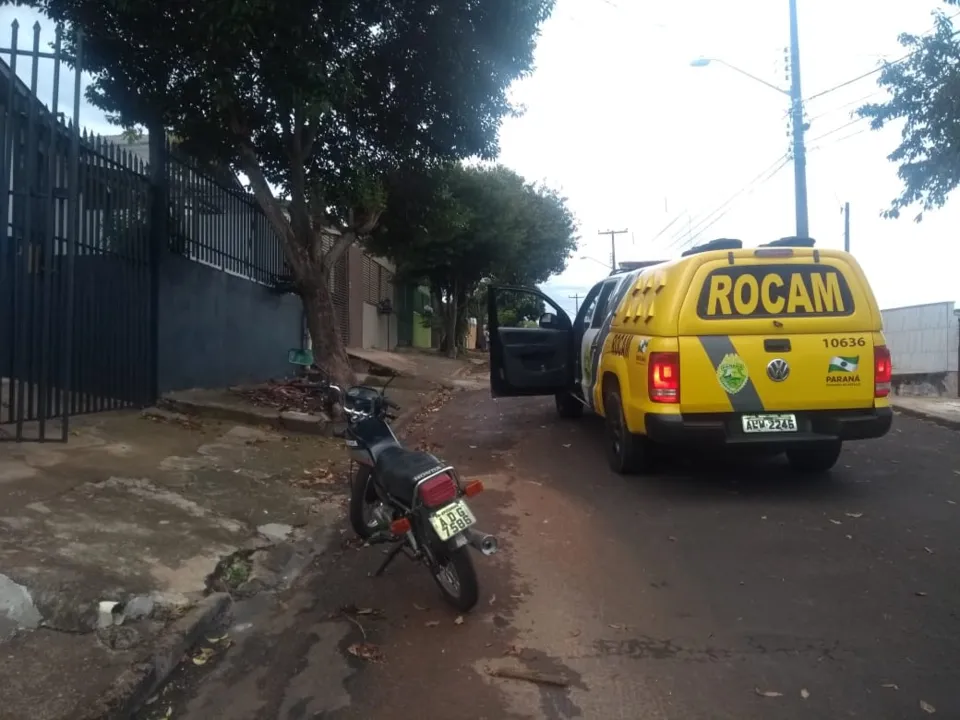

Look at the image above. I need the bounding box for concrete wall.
[361,301,397,350]
[157,252,301,393]
[412,311,432,348]
[882,301,959,397]
[347,245,365,348]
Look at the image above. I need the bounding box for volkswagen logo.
[766,358,790,382]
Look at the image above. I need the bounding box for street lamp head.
[690,57,712,68]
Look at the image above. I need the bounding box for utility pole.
[598,229,628,270]
[568,294,582,313]
[788,0,809,238]
[842,202,850,252]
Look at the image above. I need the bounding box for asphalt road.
[145,392,960,720]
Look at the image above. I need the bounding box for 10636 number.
[822,337,866,349]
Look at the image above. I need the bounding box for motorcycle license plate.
[429,499,476,541]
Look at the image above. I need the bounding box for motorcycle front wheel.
[429,544,479,612]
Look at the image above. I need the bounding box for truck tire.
[555,391,584,419]
[603,387,652,475]
[786,441,842,474]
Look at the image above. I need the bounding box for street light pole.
[690,0,810,239]
[788,0,809,238]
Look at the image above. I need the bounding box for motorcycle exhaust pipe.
[464,528,499,556]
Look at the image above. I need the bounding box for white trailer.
[881,301,959,397]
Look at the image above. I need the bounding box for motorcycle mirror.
[380,372,397,395]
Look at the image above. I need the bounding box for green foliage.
[12,0,558,374]
[857,7,960,220]
[17,0,556,237]
[367,162,575,354]
[493,289,544,327]
[369,163,578,292]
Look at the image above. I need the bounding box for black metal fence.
[0,20,304,442]
[167,148,286,285]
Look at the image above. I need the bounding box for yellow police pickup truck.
[487,237,893,475]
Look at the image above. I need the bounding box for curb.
[154,399,330,436]
[892,404,960,432]
[391,386,445,436]
[82,593,233,720]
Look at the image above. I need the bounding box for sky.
[1,1,958,322]
[496,0,960,318]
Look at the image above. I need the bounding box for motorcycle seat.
[375,446,446,504]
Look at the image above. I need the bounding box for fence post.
[147,123,167,402]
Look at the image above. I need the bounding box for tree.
[16,0,556,385]
[369,163,577,356]
[857,6,960,221]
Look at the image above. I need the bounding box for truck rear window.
[696,263,855,319]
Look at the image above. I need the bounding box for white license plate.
[429,499,477,541]
[741,413,798,433]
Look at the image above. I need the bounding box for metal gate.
[0,22,155,441]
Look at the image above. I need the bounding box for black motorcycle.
[328,378,498,612]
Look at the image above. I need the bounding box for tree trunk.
[455,289,469,354]
[300,269,355,390]
[475,312,487,351]
[444,283,459,359]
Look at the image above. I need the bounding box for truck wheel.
[603,387,652,474]
[786,441,842,474]
[555,392,584,419]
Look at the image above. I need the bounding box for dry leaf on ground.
[881,683,899,690]
[347,642,384,663]
[425,620,440,628]
[191,647,216,666]
[845,512,863,518]
[754,688,783,698]
[920,700,936,714]
[454,615,465,625]
[800,688,810,699]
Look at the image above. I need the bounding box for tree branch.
[235,140,305,277]
[323,230,355,271]
[288,102,314,244]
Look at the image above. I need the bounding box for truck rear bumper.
[644,407,893,447]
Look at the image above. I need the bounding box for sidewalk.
[891,395,960,430]
[0,409,347,720]
[0,348,486,720]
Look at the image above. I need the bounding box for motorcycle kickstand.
[374,542,405,577]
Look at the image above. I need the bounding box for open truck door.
[487,285,575,397]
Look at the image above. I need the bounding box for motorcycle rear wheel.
[349,466,380,540]
[430,545,479,612]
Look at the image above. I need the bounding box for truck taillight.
[418,473,457,507]
[649,352,680,403]
[874,345,892,398]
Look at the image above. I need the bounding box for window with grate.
[362,254,379,305]
[380,270,395,305]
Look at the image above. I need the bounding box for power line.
[647,211,687,245]
[664,155,789,251]
[679,157,792,249]
[808,124,871,153]
[806,89,885,124]
[804,10,960,102]
[808,116,867,144]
